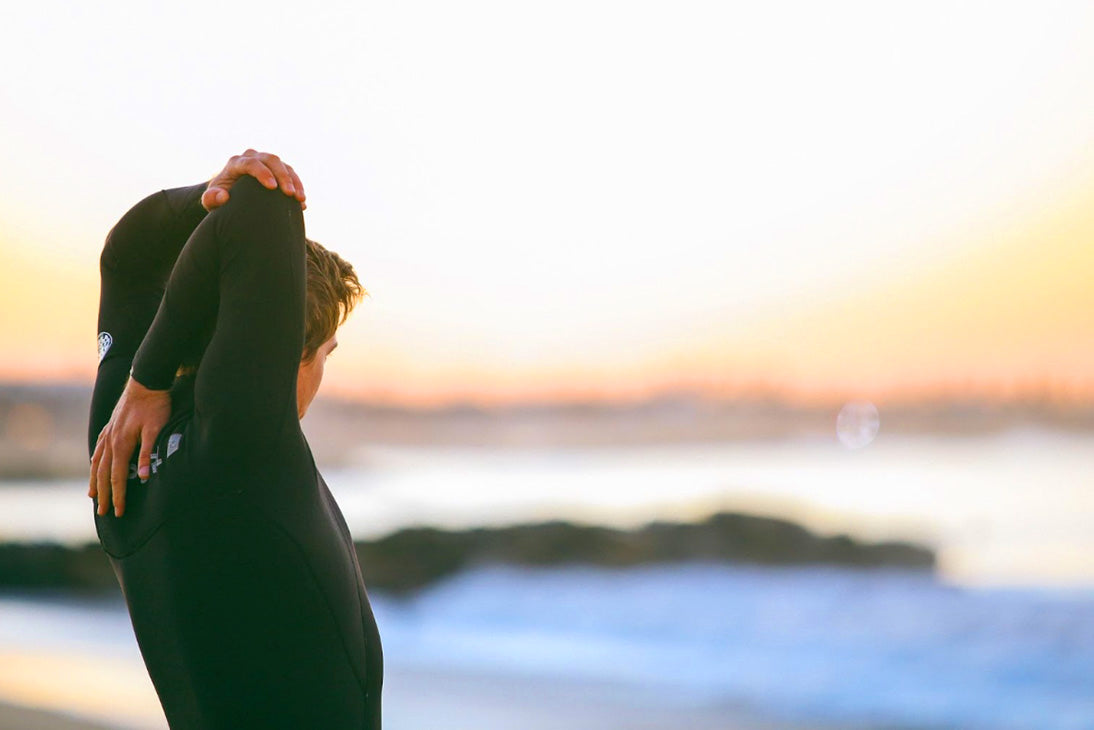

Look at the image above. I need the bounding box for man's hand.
[89,377,172,518]
[202,149,307,212]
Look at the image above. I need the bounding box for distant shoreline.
[3,379,1093,479]
[0,511,934,595]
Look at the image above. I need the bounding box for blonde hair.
[301,237,366,362]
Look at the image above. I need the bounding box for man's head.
[176,237,365,418]
[295,238,365,417]
[300,237,364,364]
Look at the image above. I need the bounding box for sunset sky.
[1,1,1091,406]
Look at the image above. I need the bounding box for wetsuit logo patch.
[128,448,165,480]
[97,332,113,363]
[166,433,182,458]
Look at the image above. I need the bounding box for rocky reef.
[356,512,935,594]
[0,511,934,596]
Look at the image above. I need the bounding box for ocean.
[1,431,1092,727]
[0,563,1092,729]
[6,430,1094,586]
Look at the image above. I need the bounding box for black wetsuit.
[88,176,383,729]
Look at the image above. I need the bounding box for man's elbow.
[99,190,168,275]
[99,226,122,275]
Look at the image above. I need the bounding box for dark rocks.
[0,542,117,592]
[355,512,935,594]
[0,511,936,597]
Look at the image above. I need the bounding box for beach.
[2,561,1092,730]
[0,663,807,730]
[0,702,117,730]
[381,666,806,730]
[3,433,1094,729]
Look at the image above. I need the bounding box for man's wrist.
[128,371,169,394]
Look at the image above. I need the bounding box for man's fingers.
[210,150,302,206]
[96,447,112,516]
[89,433,107,497]
[137,431,154,482]
[109,436,130,518]
[242,158,280,190]
[286,164,306,203]
[206,151,303,213]
[112,476,127,519]
[254,155,295,196]
[201,187,230,211]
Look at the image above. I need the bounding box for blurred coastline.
[3,381,1093,728]
[1,564,1091,730]
[4,380,1093,479]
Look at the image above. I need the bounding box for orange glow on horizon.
[2,177,1093,409]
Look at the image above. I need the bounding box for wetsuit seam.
[250,503,371,714]
[98,412,198,559]
[99,520,167,559]
[306,443,367,638]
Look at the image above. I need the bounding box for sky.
[0,0,1092,406]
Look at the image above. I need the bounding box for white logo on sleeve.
[166,432,182,458]
[97,332,113,363]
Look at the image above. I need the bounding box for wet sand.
[0,701,118,730]
[0,673,826,730]
[383,665,808,730]
[0,661,807,730]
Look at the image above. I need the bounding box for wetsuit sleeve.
[88,182,210,457]
[131,175,306,463]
